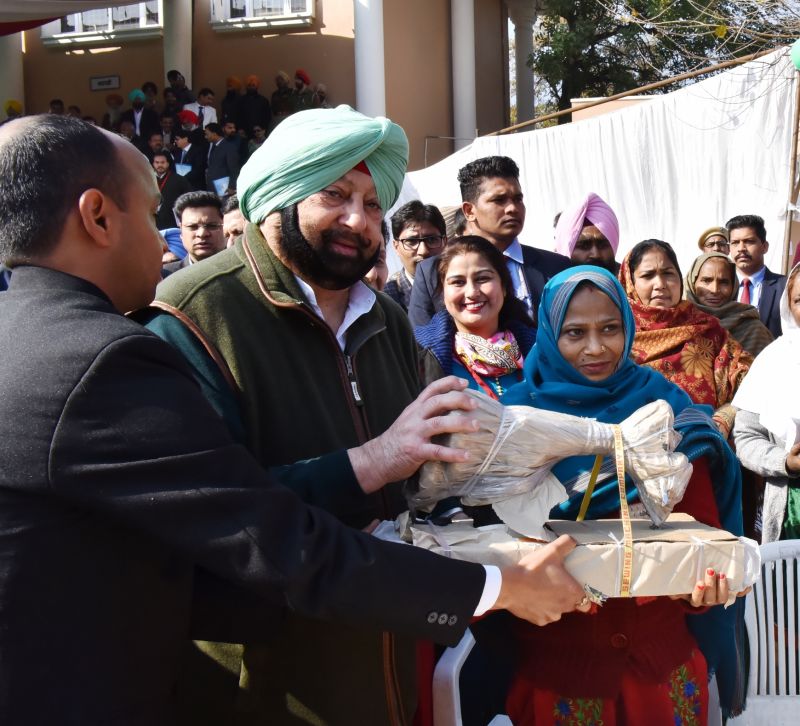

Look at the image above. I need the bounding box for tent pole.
[782,71,800,275]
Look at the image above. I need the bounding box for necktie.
[198,106,204,127]
[181,149,187,163]
[741,278,751,305]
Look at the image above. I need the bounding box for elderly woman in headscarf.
[554,192,620,274]
[733,263,800,542]
[619,239,752,437]
[686,252,773,357]
[501,265,747,723]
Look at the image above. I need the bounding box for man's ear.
[462,201,475,222]
[77,188,114,249]
[763,239,770,252]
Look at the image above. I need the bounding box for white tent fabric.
[391,49,797,277]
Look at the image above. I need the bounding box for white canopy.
[393,49,797,276]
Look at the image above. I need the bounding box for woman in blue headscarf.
[501,266,746,724]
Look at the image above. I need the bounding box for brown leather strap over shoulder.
[148,300,241,398]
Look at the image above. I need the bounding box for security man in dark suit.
[727,213,787,338]
[0,115,586,725]
[409,155,572,328]
[204,122,240,196]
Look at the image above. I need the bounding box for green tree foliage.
[530,0,791,123]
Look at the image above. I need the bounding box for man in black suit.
[204,122,239,196]
[408,156,572,327]
[153,149,191,230]
[0,115,586,725]
[727,213,787,338]
[173,128,205,191]
[120,88,160,145]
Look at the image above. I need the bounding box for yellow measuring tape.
[575,426,634,597]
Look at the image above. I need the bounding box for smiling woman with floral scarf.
[619,240,752,436]
[415,235,535,399]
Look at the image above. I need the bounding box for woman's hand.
[672,568,737,607]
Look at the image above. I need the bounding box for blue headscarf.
[502,265,746,716]
[502,265,695,519]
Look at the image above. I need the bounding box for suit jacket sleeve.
[225,143,240,189]
[47,333,484,644]
[408,257,440,328]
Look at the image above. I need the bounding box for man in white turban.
[139,105,466,724]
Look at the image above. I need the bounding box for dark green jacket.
[145,223,421,726]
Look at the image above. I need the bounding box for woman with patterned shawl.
[685,252,773,358]
[619,240,753,436]
[501,266,747,724]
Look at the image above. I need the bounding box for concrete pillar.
[163,0,193,89]
[0,33,25,117]
[451,0,477,149]
[507,0,537,123]
[354,0,386,117]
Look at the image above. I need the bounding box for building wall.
[22,34,164,120]
[192,0,356,112]
[18,0,510,173]
[474,0,508,136]
[383,0,453,170]
[21,0,356,122]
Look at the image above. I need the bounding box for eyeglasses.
[182,223,222,232]
[397,235,445,252]
[702,240,730,251]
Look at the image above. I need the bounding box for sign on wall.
[90,75,120,92]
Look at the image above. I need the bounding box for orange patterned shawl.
[619,255,752,407]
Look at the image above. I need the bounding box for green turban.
[238,105,408,224]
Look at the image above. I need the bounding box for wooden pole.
[782,71,800,275]
[487,48,778,136]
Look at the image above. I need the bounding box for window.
[209,0,314,31]
[41,2,163,46]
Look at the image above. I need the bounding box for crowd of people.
[0,99,796,726]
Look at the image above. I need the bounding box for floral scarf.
[619,254,752,408]
[454,330,523,377]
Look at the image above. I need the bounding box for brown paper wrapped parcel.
[405,513,760,601]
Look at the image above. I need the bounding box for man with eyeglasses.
[697,226,730,254]
[384,200,447,310]
[163,191,226,276]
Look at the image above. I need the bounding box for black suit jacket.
[0,266,484,725]
[120,107,160,142]
[155,171,192,230]
[756,266,787,338]
[172,144,205,191]
[408,243,573,327]
[205,139,240,193]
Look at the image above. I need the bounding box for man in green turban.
[141,105,432,725]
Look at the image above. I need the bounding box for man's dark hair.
[152,149,173,167]
[173,191,222,223]
[0,115,125,265]
[390,200,446,239]
[166,70,181,83]
[148,131,163,141]
[141,81,158,96]
[173,128,190,140]
[49,98,64,109]
[198,87,214,98]
[221,194,239,215]
[457,156,520,204]
[628,239,684,298]
[452,208,467,237]
[205,122,223,136]
[725,214,767,243]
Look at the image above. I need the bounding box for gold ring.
[576,595,590,608]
